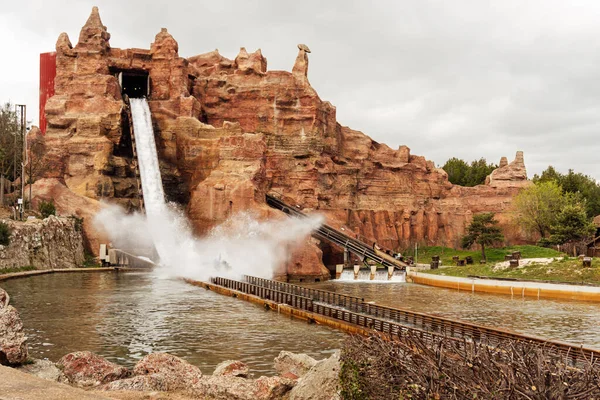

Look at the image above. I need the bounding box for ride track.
[210,275,600,367]
[265,194,409,271]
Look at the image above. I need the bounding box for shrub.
[69,215,84,232]
[340,333,600,399]
[38,200,56,219]
[537,237,553,248]
[83,251,101,268]
[0,221,10,246]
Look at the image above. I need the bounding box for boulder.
[213,360,249,378]
[234,48,267,74]
[486,151,529,188]
[57,351,129,387]
[30,178,106,256]
[0,304,28,365]
[273,351,317,379]
[18,358,65,382]
[100,373,169,392]
[287,352,341,400]
[133,353,203,390]
[0,215,85,270]
[0,288,8,308]
[191,375,294,400]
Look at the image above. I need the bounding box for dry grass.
[340,333,600,400]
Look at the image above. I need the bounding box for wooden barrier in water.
[207,275,600,367]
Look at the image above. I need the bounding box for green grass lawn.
[416,245,600,285]
[411,245,562,266]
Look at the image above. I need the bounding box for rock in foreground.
[191,375,295,400]
[274,351,317,379]
[57,351,129,387]
[132,352,203,390]
[0,302,28,365]
[100,373,170,392]
[212,359,249,378]
[287,352,341,400]
[17,358,65,382]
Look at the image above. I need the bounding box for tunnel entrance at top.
[119,71,149,99]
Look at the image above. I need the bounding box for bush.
[537,237,553,248]
[0,221,10,246]
[38,200,56,219]
[69,215,84,232]
[340,333,600,399]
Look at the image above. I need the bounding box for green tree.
[442,157,497,187]
[38,200,56,218]
[512,181,564,238]
[533,166,600,218]
[461,213,504,260]
[0,102,25,206]
[549,196,596,250]
[466,158,497,187]
[0,102,22,182]
[442,157,469,186]
[532,165,561,185]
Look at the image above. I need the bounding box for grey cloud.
[2,0,600,180]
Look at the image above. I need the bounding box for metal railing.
[265,194,408,270]
[212,277,314,311]
[210,275,600,365]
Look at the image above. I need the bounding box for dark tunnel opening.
[120,71,149,99]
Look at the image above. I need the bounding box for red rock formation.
[0,290,28,366]
[212,360,250,378]
[57,351,130,387]
[37,7,532,279]
[292,44,311,78]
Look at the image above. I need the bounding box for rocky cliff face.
[36,7,531,279]
[0,216,85,270]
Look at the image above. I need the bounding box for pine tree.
[461,213,504,261]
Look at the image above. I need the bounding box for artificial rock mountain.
[34,7,530,280]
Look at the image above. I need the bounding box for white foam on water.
[337,269,406,283]
[95,98,323,281]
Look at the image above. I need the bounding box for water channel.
[4,272,600,377]
[1,272,344,376]
[308,280,600,348]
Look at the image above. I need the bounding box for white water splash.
[338,269,406,283]
[95,98,323,281]
[96,204,323,281]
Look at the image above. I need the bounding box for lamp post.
[15,104,27,218]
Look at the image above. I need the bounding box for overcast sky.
[2,0,600,180]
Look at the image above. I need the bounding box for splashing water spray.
[95,99,322,281]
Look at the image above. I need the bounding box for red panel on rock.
[39,52,57,134]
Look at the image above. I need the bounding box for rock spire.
[292,44,311,78]
[76,6,111,53]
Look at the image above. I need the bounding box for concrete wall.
[409,271,600,302]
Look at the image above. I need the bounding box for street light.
[15,104,27,218]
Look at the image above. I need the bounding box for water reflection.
[307,281,600,347]
[2,273,344,375]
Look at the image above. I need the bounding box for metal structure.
[15,104,27,217]
[124,101,145,212]
[266,194,409,270]
[212,275,600,366]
